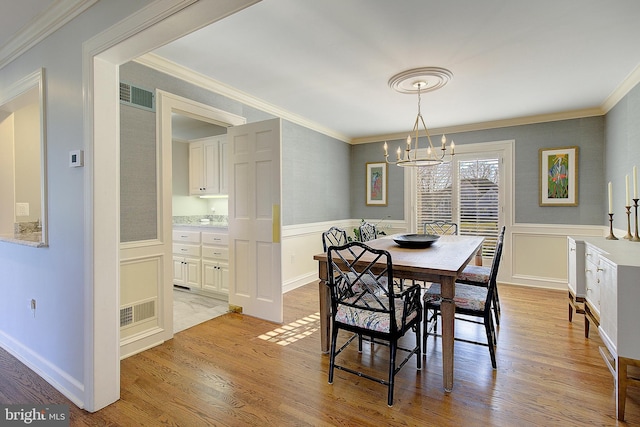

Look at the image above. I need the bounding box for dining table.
[313,233,484,392]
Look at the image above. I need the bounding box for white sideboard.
[568,236,640,420]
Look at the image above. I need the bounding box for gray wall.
[120,62,354,229]
[352,116,605,226]
[282,120,351,225]
[605,83,640,230]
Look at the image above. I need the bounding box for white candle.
[396,146,401,161]
[441,134,446,148]
[626,175,630,206]
[634,166,638,199]
[383,141,388,156]
[451,141,455,155]
[608,182,613,214]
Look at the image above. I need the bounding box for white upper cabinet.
[189,135,227,195]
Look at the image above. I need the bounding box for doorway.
[88,0,259,411]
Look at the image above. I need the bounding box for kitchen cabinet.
[201,232,229,296]
[172,227,228,297]
[189,136,226,196]
[173,230,202,288]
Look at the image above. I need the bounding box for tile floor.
[173,288,229,333]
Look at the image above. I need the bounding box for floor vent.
[120,299,156,328]
[120,81,155,112]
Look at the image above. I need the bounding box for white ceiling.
[4,0,640,142]
[152,0,640,141]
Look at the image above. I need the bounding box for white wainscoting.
[282,221,607,293]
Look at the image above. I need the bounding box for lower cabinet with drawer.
[172,228,228,297]
[173,242,202,289]
[201,232,229,297]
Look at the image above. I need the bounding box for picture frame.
[539,146,579,206]
[366,162,388,206]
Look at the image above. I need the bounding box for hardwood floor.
[1,282,638,426]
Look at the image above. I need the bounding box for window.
[415,152,502,258]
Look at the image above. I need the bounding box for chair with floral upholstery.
[456,225,506,325]
[327,241,422,406]
[422,227,504,369]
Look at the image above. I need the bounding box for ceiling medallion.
[387,67,453,94]
[383,67,455,167]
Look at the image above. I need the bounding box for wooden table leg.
[319,280,331,353]
[440,275,455,392]
[318,261,330,354]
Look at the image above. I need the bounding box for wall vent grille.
[119,82,155,112]
[120,299,156,329]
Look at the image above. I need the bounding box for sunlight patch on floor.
[258,312,321,346]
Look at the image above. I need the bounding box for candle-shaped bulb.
[451,141,455,155]
[427,146,432,156]
[396,146,401,161]
[406,135,412,148]
[383,141,388,156]
[441,134,446,148]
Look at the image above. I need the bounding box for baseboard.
[0,330,85,408]
[283,272,317,293]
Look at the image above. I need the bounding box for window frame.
[406,139,513,265]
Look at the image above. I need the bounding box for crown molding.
[351,107,605,145]
[602,63,640,113]
[0,0,98,70]
[135,53,351,143]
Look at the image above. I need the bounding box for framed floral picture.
[366,162,387,206]
[539,146,579,206]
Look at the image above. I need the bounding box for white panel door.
[227,118,282,323]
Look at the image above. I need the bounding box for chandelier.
[384,67,455,167]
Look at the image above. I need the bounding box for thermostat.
[69,150,84,167]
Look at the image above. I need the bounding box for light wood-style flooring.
[1,282,638,426]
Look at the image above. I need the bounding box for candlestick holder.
[633,199,640,242]
[606,213,618,240]
[625,206,633,239]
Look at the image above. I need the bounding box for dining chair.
[359,221,378,242]
[457,225,506,325]
[423,220,458,236]
[321,226,348,252]
[422,227,504,369]
[327,241,422,406]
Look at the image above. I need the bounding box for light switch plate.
[69,150,84,167]
[16,203,29,217]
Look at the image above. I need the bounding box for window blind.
[416,155,501,257]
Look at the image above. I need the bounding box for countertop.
[173,222,228,230]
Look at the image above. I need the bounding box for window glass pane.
[416,153,501,258]
[458,158,500,257]
[416,162,452,230]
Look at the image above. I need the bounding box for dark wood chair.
[422,228,505,369]
[423,220,458,236]
[358,221,378,242]
[321,226,348,252]
[457,225,506,325]
[327,241,422,406]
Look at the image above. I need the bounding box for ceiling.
[4,1,640,143]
